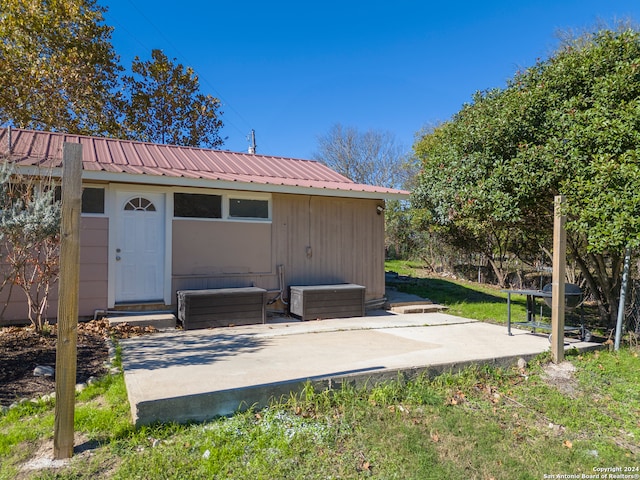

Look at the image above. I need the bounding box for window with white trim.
[229,198,269,219]
[124,196,156,212]
[82,187,105,214]
[174,193,222,218]
[173,191,270,221]
[55,186,106,214]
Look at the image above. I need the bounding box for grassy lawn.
[2,351,638,479]
[386,259,529,323]
[385,259,603,333]
[1,263,638,479]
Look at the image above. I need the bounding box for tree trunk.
[569,237,622,328]
[487,256,507,288]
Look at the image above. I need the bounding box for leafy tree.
[122,49,224,148]
[414,27,640,325]
[383,202,435,263]
[0,161,61,330]
[314,123,412,189]
[0,0,122,136]
[413,87,552,286]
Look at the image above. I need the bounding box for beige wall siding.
[171,219,276,303]
[172,220,272,276]
[170,193,385,307]
[271,194,385,301]
[1,191,385,325]
[78,217,109,318]
[0,217,109,325]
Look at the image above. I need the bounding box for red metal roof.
[0,128,409,198]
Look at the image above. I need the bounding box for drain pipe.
[266,264,288,307]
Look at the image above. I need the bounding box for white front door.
[114,191,165,303]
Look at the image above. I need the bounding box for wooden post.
[53,143,82,459]
[551,195,567,364]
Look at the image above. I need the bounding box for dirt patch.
[0,320,112,406]
[15,432,120,479]
[541,361,578,397]
[1,319,163,406]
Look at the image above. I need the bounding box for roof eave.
[14,165,410,201]
[83,170,410,200]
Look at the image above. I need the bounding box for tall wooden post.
[551,195,567,364]
[54,143,83,459]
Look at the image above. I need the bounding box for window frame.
[172,189,271,222]
[228,197,270,220]
[173,192,222,219]
[79,186,107,217]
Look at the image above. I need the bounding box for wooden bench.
[177,287,267,330]
[289,284,365,321]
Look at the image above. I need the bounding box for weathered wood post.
[53,143,82,459]
[551,195,567,364]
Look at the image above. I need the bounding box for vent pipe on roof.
[7,125,11,154]
[247,129,257,154]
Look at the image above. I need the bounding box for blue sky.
[103,0,640,160]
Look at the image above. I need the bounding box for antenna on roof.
[247,129,257,154]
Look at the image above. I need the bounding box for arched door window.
[124,196,156,212]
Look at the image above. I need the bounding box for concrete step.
[108,313,177,330]
[390,304,448,314]
[112,303,168,312]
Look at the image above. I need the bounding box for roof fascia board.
[10,165,62,178]
[82,171,410,200]
[11,164,410,201]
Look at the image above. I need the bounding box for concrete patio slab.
[120,312,603,426]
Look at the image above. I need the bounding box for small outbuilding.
[0,127,409,325]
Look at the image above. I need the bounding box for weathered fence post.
[53,143,82,459]
[551,195,567,364]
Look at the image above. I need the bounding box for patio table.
[502,288,587,339]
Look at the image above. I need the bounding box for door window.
[124,196,156,212]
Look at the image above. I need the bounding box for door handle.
[116,256,121,261]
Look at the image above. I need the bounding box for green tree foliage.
[122,49,224,148]
[413,27,640,324]
[413,88,552,286]
[0,0,122,136]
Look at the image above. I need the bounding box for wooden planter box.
[289,284,365,321]
[177,287,267,330]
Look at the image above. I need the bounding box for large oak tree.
[0,0,122,136]
[1,2,224,148]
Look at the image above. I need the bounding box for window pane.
[81,188,105,214]
[229,198,269,218]
[124,196,155,212]
[174,193,221,218]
